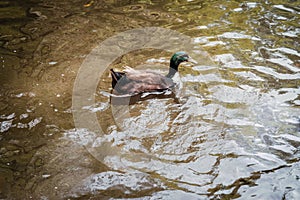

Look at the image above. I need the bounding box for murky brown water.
[1,0,300,199]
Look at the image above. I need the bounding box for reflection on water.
[1,0,300,199]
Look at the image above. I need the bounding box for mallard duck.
[110,52,197,95]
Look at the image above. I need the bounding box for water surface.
[0,0,299,199]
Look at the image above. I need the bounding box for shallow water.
[0,0,300,199]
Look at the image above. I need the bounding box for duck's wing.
[111,66,174,94]
[123,66,173,87]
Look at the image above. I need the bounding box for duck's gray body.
[110,52,196,95]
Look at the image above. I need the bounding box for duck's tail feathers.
[110,69,125,88]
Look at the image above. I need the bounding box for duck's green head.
[170,51,197,71]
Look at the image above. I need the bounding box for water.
[1,0,300,199]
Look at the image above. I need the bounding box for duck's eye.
[182,54,189,59]
[180,56,189,61]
